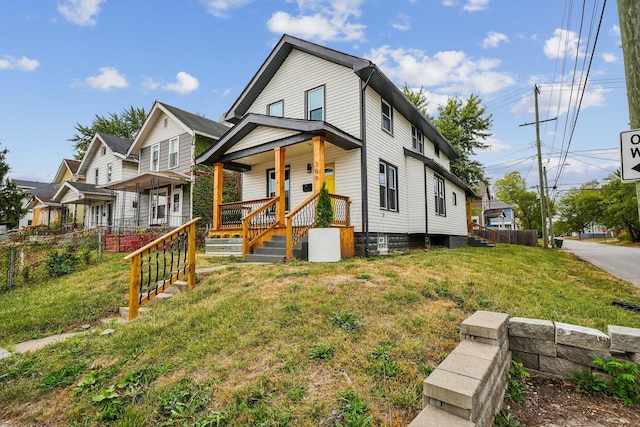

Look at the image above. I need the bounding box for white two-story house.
[197,34,475,258]
[104,101,231,228]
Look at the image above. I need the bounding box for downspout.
[360,66,375,257]
[190,135,195,223]
[424,164,429,247]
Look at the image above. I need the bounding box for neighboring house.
[12,179,47,229]
[484,199,517,230]
[52,133,140,229]
[196,34,475,257]
[104,101,231,228]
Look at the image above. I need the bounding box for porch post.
[212,162,224,230]
[312,135,325,193]
[275,147,286,225]
[466,196,473,234]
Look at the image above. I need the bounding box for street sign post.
[620,128,640,182]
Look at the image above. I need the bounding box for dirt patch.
[502,375,640,426]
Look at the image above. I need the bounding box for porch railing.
[242,197,279,254]
[219,198,273,229]
[469,222,497,245]
[285,193,350,260]
[123,218,199,320]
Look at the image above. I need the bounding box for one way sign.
[620,129,640,182]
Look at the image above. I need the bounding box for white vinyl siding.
[226,127,299,155]
[144,113,185,146]
[426,171,467,236]
[248,49,361,138]
[406,158,426,233]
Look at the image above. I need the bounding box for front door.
[170,187,183,226]
[150,190,168,225]
[324,163,335,193]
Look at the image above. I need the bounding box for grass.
[1,244,640,426]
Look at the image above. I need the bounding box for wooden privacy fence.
[123,218,199,320]
[494,229,538,246]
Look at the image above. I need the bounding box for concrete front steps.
[244,235,308,263]
[467,235,495,248]
[119,280,188,319]
[205,237,242,256]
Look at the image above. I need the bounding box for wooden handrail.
[469,222,497,245]
[285,192,320,260]
[124,218,199,320]
[242,197,279,254]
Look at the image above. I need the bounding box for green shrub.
[315,182,334,228]
[45,250,80,277]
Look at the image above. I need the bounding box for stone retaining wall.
[409,311,640,427]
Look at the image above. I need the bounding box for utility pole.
[520,86,557,248]
[617,0,640,221]
[543,166,555,248]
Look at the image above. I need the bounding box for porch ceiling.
[102,171,189,192]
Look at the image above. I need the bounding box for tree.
[555,180,602,235]
[70,106,148,159]
[430,94,492,190]
[402,83,429,117]
[0,144,26,229]
[493,171,541,231]
[599,173,639,241]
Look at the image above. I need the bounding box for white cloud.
[486,137,510,152]
[200,0,255,18]
[365,45,515,100]
[610,24,620,37]
[391,14,411,31]
[222,88,233,97]
[140,76,160,92]
[162,71,199,94]
[482,31,508,49]
[544,29,584,60]
[510,80,609,117]
[463,0,490,12]
[0,55,40,71]
[601,52,617,63]
[442,0,456,6]
[267,0,366,42]
[57,0,105,26]
[82,67,128,90]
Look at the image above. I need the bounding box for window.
[94,168,99,185]
[379,160,398,211]
[101,147,106,156]
[435,175,446,216]
[412,126,424,154]
[151,144,160,171]
[306,86,324,120]
[434,142,440,157]
[268,100,284,117]
[163,118,168,128]
[381,100,393,134]
[107,163,112,182]
[452,192,457,206]
[267,167,290,211]
[169,137,179,169]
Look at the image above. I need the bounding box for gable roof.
[98,133,133,157]
[223,34,458,160]
[12,179,47,190]
[128,101,231,155]
[53,159,81,184]
[52,180,112,203]
[77,133,136,178]
[25,182,61,208]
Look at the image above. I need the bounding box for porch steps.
[205,237,243,255]
[467,235,495,248]
[244,235,308,263]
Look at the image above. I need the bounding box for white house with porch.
[197,34,477,260]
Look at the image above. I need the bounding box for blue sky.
[0,0,629,196]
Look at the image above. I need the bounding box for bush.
[46,250,80,277]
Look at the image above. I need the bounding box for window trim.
[94,168,99,185]
[412,126,424,154]
[435,174,446,216]
[306,85,325,121]
[107,163,112,183]
[268,100,284,117]
[381,99,393,135]
[379,160,398,212]
[168,137,179,169]
[452,191,457,206]
[266,166,291,212]
[150,144,160,171]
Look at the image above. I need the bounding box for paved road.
[560,239,640,288]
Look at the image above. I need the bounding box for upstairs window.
[101,146,106,156]
[435,175,446,216]
[379,160,398,212]
[306,86,324,121]
[381,100,393,134]
[412,126,424,154]
[107,163,112,182]
[268,100,284,117]
[169,137,179,169]
[434,142,440,157]
[94,168,99,185]
[151,144,160,171]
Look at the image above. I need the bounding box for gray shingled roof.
[64,181,111,196]
[97,133,132,156]
[12,179,47,189]
[159,102,231,139]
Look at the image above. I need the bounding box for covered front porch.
[201,118,359,261]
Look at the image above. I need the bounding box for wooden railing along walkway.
[123,218,199,320]
[469,222,497,245]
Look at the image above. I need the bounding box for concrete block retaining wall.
[409,311,640,427]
